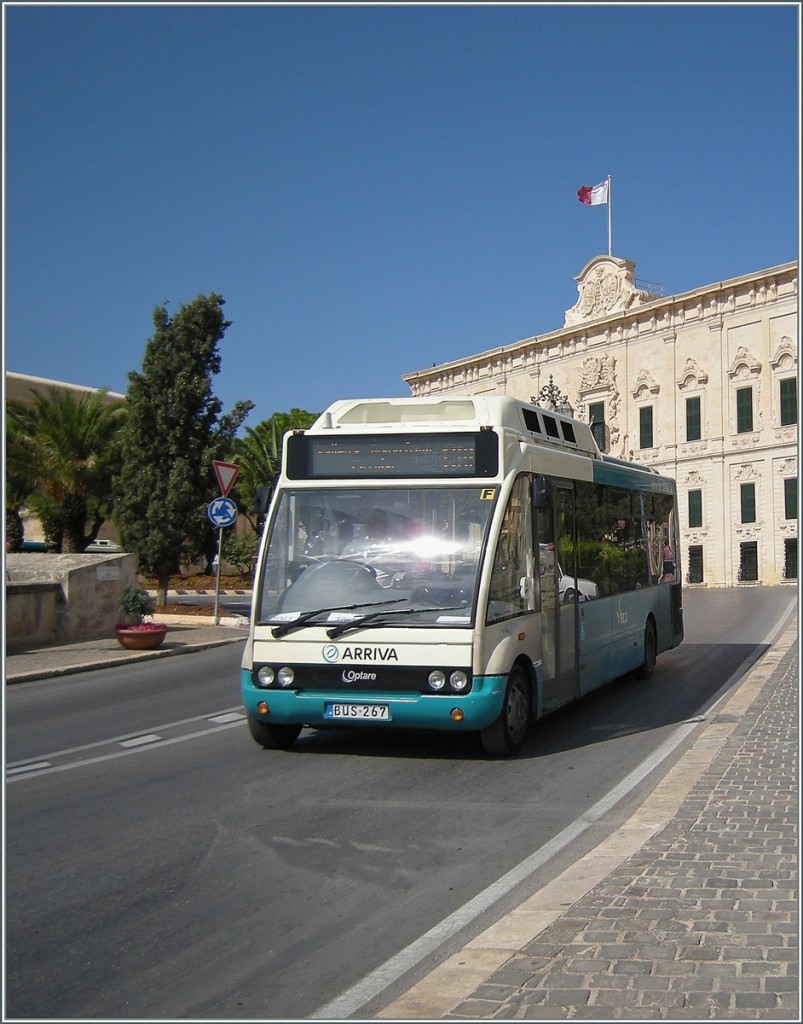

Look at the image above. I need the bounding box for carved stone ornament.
[632,369,660,400]
[564,256,656,327]
[770,336,797,373]
[727,346,762,380]
[578,353,616,390]
[677,357,709,391]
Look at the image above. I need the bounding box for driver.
[342,508,394,560]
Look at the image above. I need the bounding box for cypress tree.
[115,294,252,602]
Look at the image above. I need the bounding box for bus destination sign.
[286,431,498,479]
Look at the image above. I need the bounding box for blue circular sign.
[207,496,238,527]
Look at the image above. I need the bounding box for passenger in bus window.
[661,540,676,582]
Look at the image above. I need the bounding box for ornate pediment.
[770,336,797,372]
[727,346,761,379]
[564,256,658,326]
[677,357,709,390]
[632,369,660,399]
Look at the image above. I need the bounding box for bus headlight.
[428,670,446,691]
[277,666,295,687]
[449,671,469,692]
[256,666,275,688]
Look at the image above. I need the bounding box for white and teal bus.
[241,396,683,756]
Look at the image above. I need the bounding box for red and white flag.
[577,180,609,206]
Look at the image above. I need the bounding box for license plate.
[325,703,390,721]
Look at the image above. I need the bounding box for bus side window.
[487,475,536,623]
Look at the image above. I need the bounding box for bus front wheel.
[247,715,302,750]
[633,622,657,680]
[480,667,531,757]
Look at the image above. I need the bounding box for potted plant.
[115,585,168,650]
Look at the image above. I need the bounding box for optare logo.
[322,644,340,663]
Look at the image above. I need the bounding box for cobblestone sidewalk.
[443,643,798,1020]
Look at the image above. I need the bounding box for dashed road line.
[6,762,52,776]
[119,734,162,748]
[6,710,248,782]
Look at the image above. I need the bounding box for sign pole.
[210,462,240,626]
[213,527,224,625]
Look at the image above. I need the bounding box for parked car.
[85,539,122,553]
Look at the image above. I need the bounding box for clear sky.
[4,2,800,429]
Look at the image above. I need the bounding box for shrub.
[118,585,156,624]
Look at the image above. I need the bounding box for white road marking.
[6,762,52,776]
[5,711,246,782]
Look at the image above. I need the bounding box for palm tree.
[228,409,317,532]
[5,415,35,551]
[6,389,127,553]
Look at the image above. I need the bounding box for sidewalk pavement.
[4,606,798,1019]
[4,612,248,684]
[376,618,799,1021]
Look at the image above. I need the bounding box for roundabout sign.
[207,496,238,528]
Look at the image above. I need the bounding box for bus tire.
[247,715,302,750]
[634,621,657,680]
[480,666,531,757]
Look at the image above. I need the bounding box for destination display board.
[286,431,499,479]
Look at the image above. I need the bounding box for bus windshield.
[257,485,497,627]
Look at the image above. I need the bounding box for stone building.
[403,257,798,588]
[5,371,125,407]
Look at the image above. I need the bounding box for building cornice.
[402,260,798,393]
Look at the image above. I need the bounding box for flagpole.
[607,174,612,256]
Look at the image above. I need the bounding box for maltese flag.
[577,180,609,206]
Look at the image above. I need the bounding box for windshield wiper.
[267,598,406,638]
[326,605,467,639]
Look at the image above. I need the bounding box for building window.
[739,541,759,582]
[588,401,607,452]
[688,489,702,528]
[736,386,754,433]
[780,377,797,426]
[685,396,701,442]
[639,406,654,449]
[784,478,798,520]
[687,545,704,584]
[740,482,756,523]
[784,538,798,581]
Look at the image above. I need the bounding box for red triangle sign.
[213,460,240,497]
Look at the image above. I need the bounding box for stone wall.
[5,553,140,650]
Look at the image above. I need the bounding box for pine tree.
[114,294,252,602]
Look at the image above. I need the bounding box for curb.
[148,589,253,597]
[152,613,249,627]
[5,632,248,685]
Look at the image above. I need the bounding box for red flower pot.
[114,624,168,650]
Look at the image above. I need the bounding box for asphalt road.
[4,587,795,1020]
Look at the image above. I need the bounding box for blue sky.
[4,2,800,429]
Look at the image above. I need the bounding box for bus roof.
[310,395,603,458]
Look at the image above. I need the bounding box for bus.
[241,396,683,756]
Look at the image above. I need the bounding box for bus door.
[536,480,579,711]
